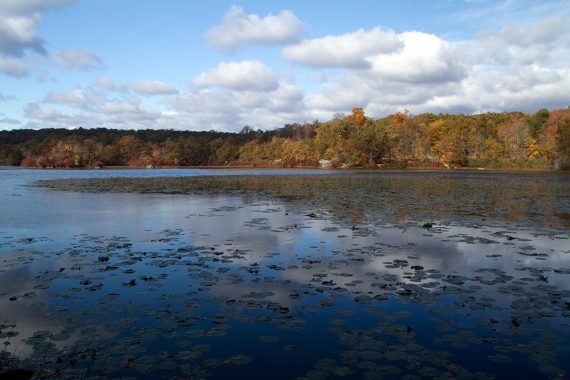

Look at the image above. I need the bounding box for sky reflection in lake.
[1,168,569,379]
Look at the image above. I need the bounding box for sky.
[0,0,569,132]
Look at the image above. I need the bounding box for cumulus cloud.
[279,27,470,121]
[284,28,466,83]
[44,88,88,107]
[36,78,180,128]
[297,14,570,120]
[16,8,570,131]
[96,76,125,92]
[305,70,463,117]
[127,80,179,96]
[25,102,74,123]
[26,91,163,130]
[27,73,307,131]
[95,76,178,96]
[472,15,570,67]
[167,81,307,131]
[0,0,74,56]
[206,5,304,51]
[0,0,74,76]
[24,76,179,129]
[0,12,45,57]
[52,49,103,70]
[192,60,279,92]
[283,27,402,69]
[430,66,570,114]
[368,31,468,84]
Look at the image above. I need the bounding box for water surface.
[1,168,569,379]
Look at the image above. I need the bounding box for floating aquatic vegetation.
[1,170,569,378]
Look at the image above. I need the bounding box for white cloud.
[96,76,126,92]
[25,102,73,122]
[435,66,570,114]
[206,5,304,51]
[192,60,279,92]
[127,80,179,96]
[26,90,163,130]
[0,12,44,57]
[368,31,468,84]
[26,75,307,131]
[52,49,103,70]
[300,15,570,120]
[96,76,178,96]
[305,71,463,118]
[472,15,570,68]
[15,7,570,131]
[44,88,87,107]
[282,27,469,86]
[0,0,74,76]
[282,27,469,117]
[0,1,73,57]
[283,27,402,69]
[305,79,371,112]
[25,78,170,129]
[285,29,467,83]
[167,81,307,131]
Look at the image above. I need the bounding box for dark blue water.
[1,167,569,379]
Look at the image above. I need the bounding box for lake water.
[1,167,569,379]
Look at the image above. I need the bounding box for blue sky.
[1,0,569,131]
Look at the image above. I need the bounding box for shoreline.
[3,164,564,173]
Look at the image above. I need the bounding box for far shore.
[3,164,566,173]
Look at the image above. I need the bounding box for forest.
[1,107,569,170]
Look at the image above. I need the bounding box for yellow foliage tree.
[348,107,366,127]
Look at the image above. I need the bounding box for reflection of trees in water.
[41,171,570,228]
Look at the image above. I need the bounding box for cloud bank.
[13,4,570,132]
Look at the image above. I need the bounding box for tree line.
[1,107,569,169]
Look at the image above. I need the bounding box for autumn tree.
[557,119,570,169]
[388,111,412,160]
[314,117,348,161]
[539,109,565,162]
[543,108,570,168]
[528,108,549,138]
[1,108,565,170]
[215,141,240,164]
[347,107,366,127]
[497,113,530,160]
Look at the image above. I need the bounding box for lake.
[1,167,569,379]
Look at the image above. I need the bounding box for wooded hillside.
[1,108,569,169]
